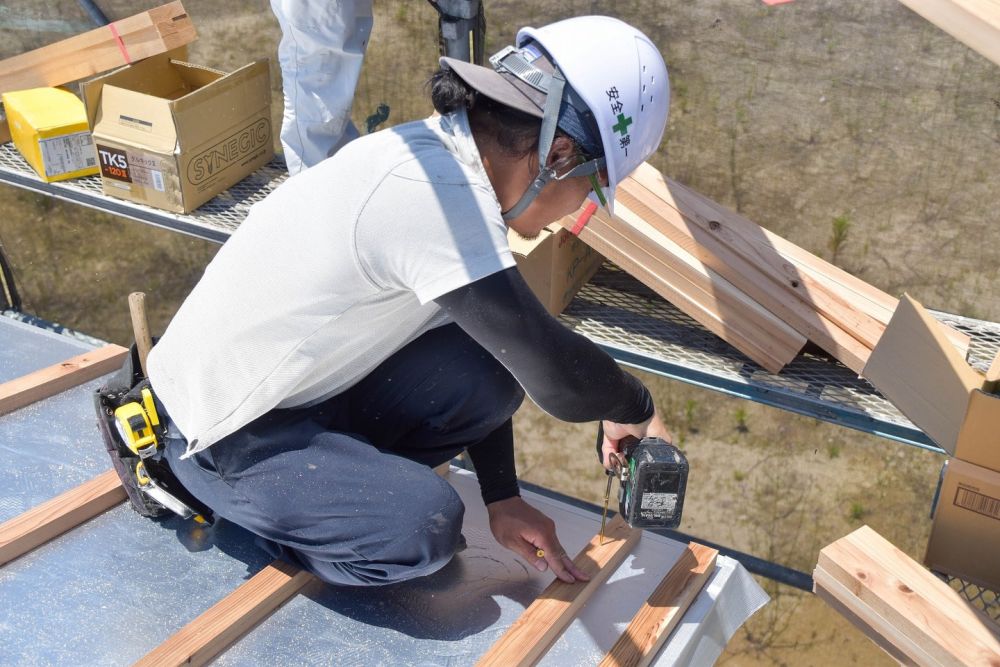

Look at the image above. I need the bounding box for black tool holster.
[92,342,212,521]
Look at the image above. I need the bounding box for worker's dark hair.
[429,67,542,159]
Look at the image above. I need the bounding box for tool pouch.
[93,341,212,521]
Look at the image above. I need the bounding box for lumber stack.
[813,525,1000,666]
[564,162,970,374]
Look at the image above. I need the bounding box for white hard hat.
[517,16,670,215]
[442,16,668,220]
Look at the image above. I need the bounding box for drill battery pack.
[618,438,688,529]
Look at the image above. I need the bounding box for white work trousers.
[269,0,374,175]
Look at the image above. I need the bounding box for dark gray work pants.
[164,324,524,586]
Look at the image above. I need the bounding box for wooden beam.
[0,2,196,94]
[615,174,870,373]
[624,166,886,351]
[0,469,125,566]
[816,525,1000,666]
[599,542,718,667]
[476,515,641,667]
[134,560,316,667]
[649,168,969,356]
[897,0,1000,68]
[0,343,128,416]
[813,566,924,666]
[569,206,804,372]
[627,164,971,356]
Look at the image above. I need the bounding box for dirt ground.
[2,1,999,665]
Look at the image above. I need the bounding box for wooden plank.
[813,566,924,666]
[597,203,807,364]
[627,163,970,356]
[0,343,128,416]
[817,525,1000,666]
[0,2,196,94]
[841,526,1000,643]
[614,176,870,373]
[624,166,886,351]
[599,542,718,667]
[586,211,800,371]
[0,469,125,566]
[897,0,1000,68]
[476,515,641,667]
[134,559,316,667]
[570,207,803,372]
[630,164,896,326]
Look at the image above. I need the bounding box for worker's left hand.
[486,496,590,584]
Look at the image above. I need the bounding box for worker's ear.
[545,135,578,168]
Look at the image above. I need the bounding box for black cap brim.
[440,56,546,119]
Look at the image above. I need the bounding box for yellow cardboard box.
[82,52,272,213]
[925,458,1000,591]
[1,87,98,182]
[508,222,604,316]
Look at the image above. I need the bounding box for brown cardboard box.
[508,223,604,316]
[925,458,1000,591]
[83,52,272,213]
[863,294,1000,467]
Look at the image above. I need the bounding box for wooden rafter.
[134,560,316,667]
[476,515,641,667]
[0,469,125,566]
[0,343,128,416]
[599,542,718,667]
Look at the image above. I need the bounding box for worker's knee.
[302,475,465,587]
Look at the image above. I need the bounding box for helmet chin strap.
[501,68,567,223]
[501,68,607,222]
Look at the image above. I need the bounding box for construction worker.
[268,0,373,175]
[148,16,672,586]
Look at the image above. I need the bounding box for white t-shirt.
[147,110,515,457]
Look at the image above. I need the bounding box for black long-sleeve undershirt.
[434,266,654,503]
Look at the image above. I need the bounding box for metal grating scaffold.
[6,139,1000,452]
[3,142,999,613]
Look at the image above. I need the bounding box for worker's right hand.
[486,496,590,584]
[600,408,672,469]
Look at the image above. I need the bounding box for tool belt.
[93,342,213,524]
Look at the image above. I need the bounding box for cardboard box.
[2,87,98,182]
[863,294,1000,469]
[508,223,604,316]
[83,52,272,213]
[925,458,1000,590]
